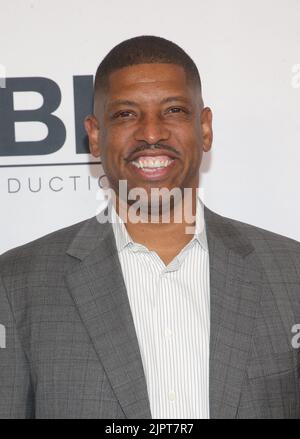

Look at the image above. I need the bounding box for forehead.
[105,63,195,100]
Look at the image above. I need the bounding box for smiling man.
[84,45,212,265]
[1,35,300,419]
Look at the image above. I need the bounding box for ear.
[84,115,101,157]
[201,107,213,152]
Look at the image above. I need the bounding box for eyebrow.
[160,96,191,105]
[106,96,191,110]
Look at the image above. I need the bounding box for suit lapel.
[65,208,152,419]
[204,206,263,418]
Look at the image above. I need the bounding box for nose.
[133,113,171,145]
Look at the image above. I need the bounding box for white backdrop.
[1,0,299,255]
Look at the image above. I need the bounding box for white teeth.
[131,158,173,169]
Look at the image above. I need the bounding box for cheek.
[176,122,202,146]
[102,148,128,183]
[99,133,120,163]
[193,124,203,145]
[183,133,202,161]
[102,128,130,157]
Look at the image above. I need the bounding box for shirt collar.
[109,190,208,253]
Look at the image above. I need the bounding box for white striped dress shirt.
[110,194,210,419]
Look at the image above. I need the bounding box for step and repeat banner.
[1,0,299,254]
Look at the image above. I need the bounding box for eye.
[112,110,135,119]
[166,107,187,114]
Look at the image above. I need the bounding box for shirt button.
[168,391,176,401]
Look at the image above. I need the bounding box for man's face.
[85,63,213,201]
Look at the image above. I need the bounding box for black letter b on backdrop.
[0,77,66,156]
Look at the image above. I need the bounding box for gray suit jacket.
[0,205,300,419]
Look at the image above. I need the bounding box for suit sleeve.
[0,275,34,418]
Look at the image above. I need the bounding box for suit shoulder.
[212,210,300,278]
[0,216,98,276]
[224,214,300,252]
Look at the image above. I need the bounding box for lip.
[128,157,177,181]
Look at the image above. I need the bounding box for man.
[0,35,300,419]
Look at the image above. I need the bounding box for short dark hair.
[94,35,202,95]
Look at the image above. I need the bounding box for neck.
[113,186,198,251]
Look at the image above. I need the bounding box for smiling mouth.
[127,154,177,180]
[131,155,174,169]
